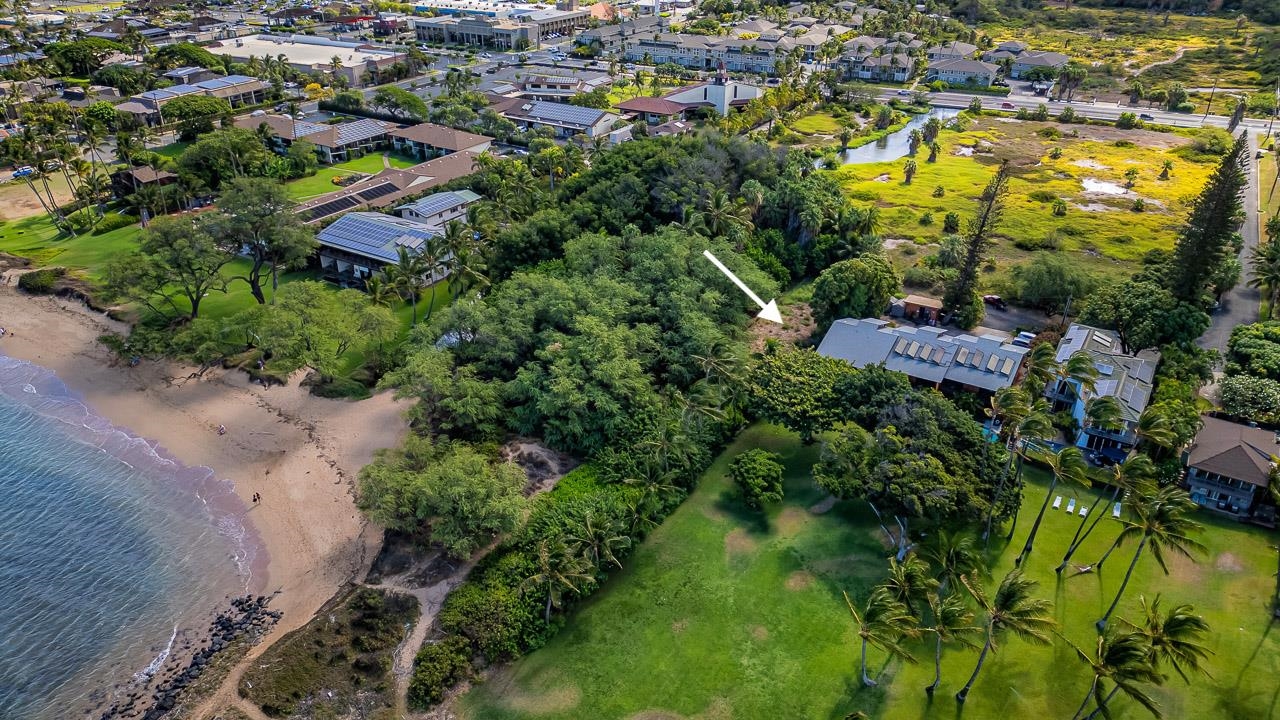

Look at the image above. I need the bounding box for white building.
[206,35,407,86]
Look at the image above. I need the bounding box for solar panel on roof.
[906,341,920,359]
[356,183,398,201]
[893,337,908,354]
[303,195,360,222]
[986,355,999,372]
[955,347,969,364]
[969,350,983,368]
[526,101,605,126]
[1001,357,1015,375]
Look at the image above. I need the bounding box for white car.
[480,52,491,58]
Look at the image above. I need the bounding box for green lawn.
[151,141,191,160]
[285,152,419,199]
[1264,144,1279,225]
[790,112,846,136]
[459,424,1280,720]
[832,117,1215,285]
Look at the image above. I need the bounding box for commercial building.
[413,2,588,48]
[575,15,665,52]
[206,35,406,87]
[500,100,619,137]
[816,318,1028,393]
[1183,416,1278,522]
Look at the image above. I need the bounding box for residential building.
[388,123,493,159]
[1045,324,1160,463]
[1010,51,1069,79]
[294,151,481,223]
[315,212,451,286]
[206,35,406,87]
[616,96,686,124]
[295,118,395,164]
[117,74,268,125]
[162,66,218,84]
[575,15,665,52]
[622,33,794,75]
[845,53,913,82]
[233,113,329,152]
[501,100,619,137]
[396,189,482,225]
[1182,416,1278,521]
[110,166,178,198]
[926,58,998,87]
[925,40,976,61]
[816,318,1028,393]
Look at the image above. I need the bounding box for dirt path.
[1128,45,1189,78]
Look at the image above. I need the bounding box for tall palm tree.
[956,569,1055,703]
[390,246,431,325]
[982,387,1051,544]
[565,510,631,571]
[882,555,937,617]
[1056,456,1156,574]
[920,529,984,596]
[1085,395,1124,434]
[1021,341,1059,398]
[1059,349,1100,397]
[1134,406,1181,458]
[923,591,979,696]
[1127,595,1212,684]
[1017,445,1088,566]
[364,273,396,308]
[1248,241,1280,319]
[1096,485,1205,632]
[698,187,754,240]
[522,540,595,624]
[843,588,917,687]
[1069,629,1164,720]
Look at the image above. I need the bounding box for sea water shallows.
[0,355,263,719]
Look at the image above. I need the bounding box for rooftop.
[1185,416,1278,487]
[316,212,443,265]
[208,34,404,68]
[388,122,492,150]
[396,189,482,217]
[299,118,393,148]
[1055,324,1159,422]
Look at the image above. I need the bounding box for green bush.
[407,636,472,709]
[92,213,140,235]
[17,267,66,294]
[918,211,934,226]
[943,212,960,233]
[1028,190,1058,203]
[1014,234,1060,250]
[729,449,785,509]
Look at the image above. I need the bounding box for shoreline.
[0,287,407,718]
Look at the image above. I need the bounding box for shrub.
[1048,147,1063,159]
[919,211,934,226]
[407,636,472,709]
[729,449,784,509]
[932,185,945,198]
[17,267,66,294]
[1115,112,1137,129]
[1132,198,1146,212]
[437,551,541,662]
[1028,190,1057,203]
[1013,234,1060,251]
[943,212,960,233]
[1052,199,1068,216]
[1056,106,1077,123]
[1037,127,1062,139]
[92,213,139,235]
[1113,139,1135,148]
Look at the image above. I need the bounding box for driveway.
[1198,129,1261,353]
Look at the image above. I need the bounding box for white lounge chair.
[1052,496,1063,510]
[1079,506,1088,517]
[1112,502,1122,518]
[1066,499,1077,513]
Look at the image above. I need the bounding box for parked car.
[11,165,34,179]
[982,294,1008,311]
[897,89,912,96]
[1000,101,1015,109]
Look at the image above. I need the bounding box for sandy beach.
[0,285,408,716]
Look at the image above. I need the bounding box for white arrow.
[702,249,783,324]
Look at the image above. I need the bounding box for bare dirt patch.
[488,668,583,715]
[1215,552,1244,572]
[724,528,757,557]
[1073,158,1111,170]
[672,619,689,634]
[809,495,837,515]
[785,570,815,591]
[501,438,578,495]
[749,625,769,641]
[881,237,915,250]
[749,300,815,353]
[775,506,811,536]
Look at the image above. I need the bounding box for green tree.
[1010,254,1097,314]
[843,588,917,687]
[810,254,900,331]
[729,448,785,509]
[1069,629,1164,720]
[746,348,854,443]
[1168,133,1249,303]
[1057,456,1156,574]
[213,177,317,304]
[1078,280,1208,355]
[371,85,429,119]
[1096,485,1205,632]
[418,448,528,558]
[565,509,631,571]
[103,214,234,320]
[258,282,397,378]
[920,529,985,596]
[956,569,1055,703]
[1249,240,1280,318]
[163,94,232,140]
[1017,446,1088,567]
[903,158,918,184]
[943,163,1010,329]
[379,347,505,441]
[523,539,594,624]
[923,591,980,697]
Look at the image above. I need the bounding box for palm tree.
[1134,406,1181,458]
[698,188,754,240]
[1068,629,1164,720]
[924,591,979,696]
[1056,456,1156,574]
[389,246,431,325]
[903,158,918,185]
[1059,350,1100,397]
[1084,395,1124,434]
[1128,595,1212,684]
[882,555,937,616]
[1021,341,1060,398]
[1096,485,1205,632]
[522,540,594,624]
[1159,159,1173,180]
[982,387,1050,544]
[1271,472,1280,617]
[907,128,922,156]
[920,529,984,596]
[364,273,396,308]
[565,510,631,571]
[1248,241,1280,319]
[927,141,940,163]
[843,588,917,687]
[955,569,1054,703]
[1017,446,1088,566]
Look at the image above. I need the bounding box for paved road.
[1199,129,1262,353]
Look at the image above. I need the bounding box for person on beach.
[217,424,226,436]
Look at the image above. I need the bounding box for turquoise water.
[0,355,263,719]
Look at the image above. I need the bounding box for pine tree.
[1167,133,1249,303]
[943,163,1010,328]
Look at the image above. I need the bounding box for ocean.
[0,354,262,719]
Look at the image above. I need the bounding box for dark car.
[982,294,1008,311]
[1138,113,1155,121]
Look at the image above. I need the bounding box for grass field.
[285,152,418,199]
[459,424,1280,720]
[830,117,1215,285]
[1263,144,1279,225]
[790,112,846,136]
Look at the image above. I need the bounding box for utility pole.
[1203,79,1217,121]
[1267,78,1279,141]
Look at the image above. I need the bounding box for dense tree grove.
[1167,134,1249,304]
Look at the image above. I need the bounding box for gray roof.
[817,318,1027,391]
[1015,51,1070,67]
[928,58,999,75]
[396,189,481,217]
[509,100,614,128]
[316,211,442,265]
[300,118,391,148]
[926,40,977,56]
[1054,324,1159,423]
